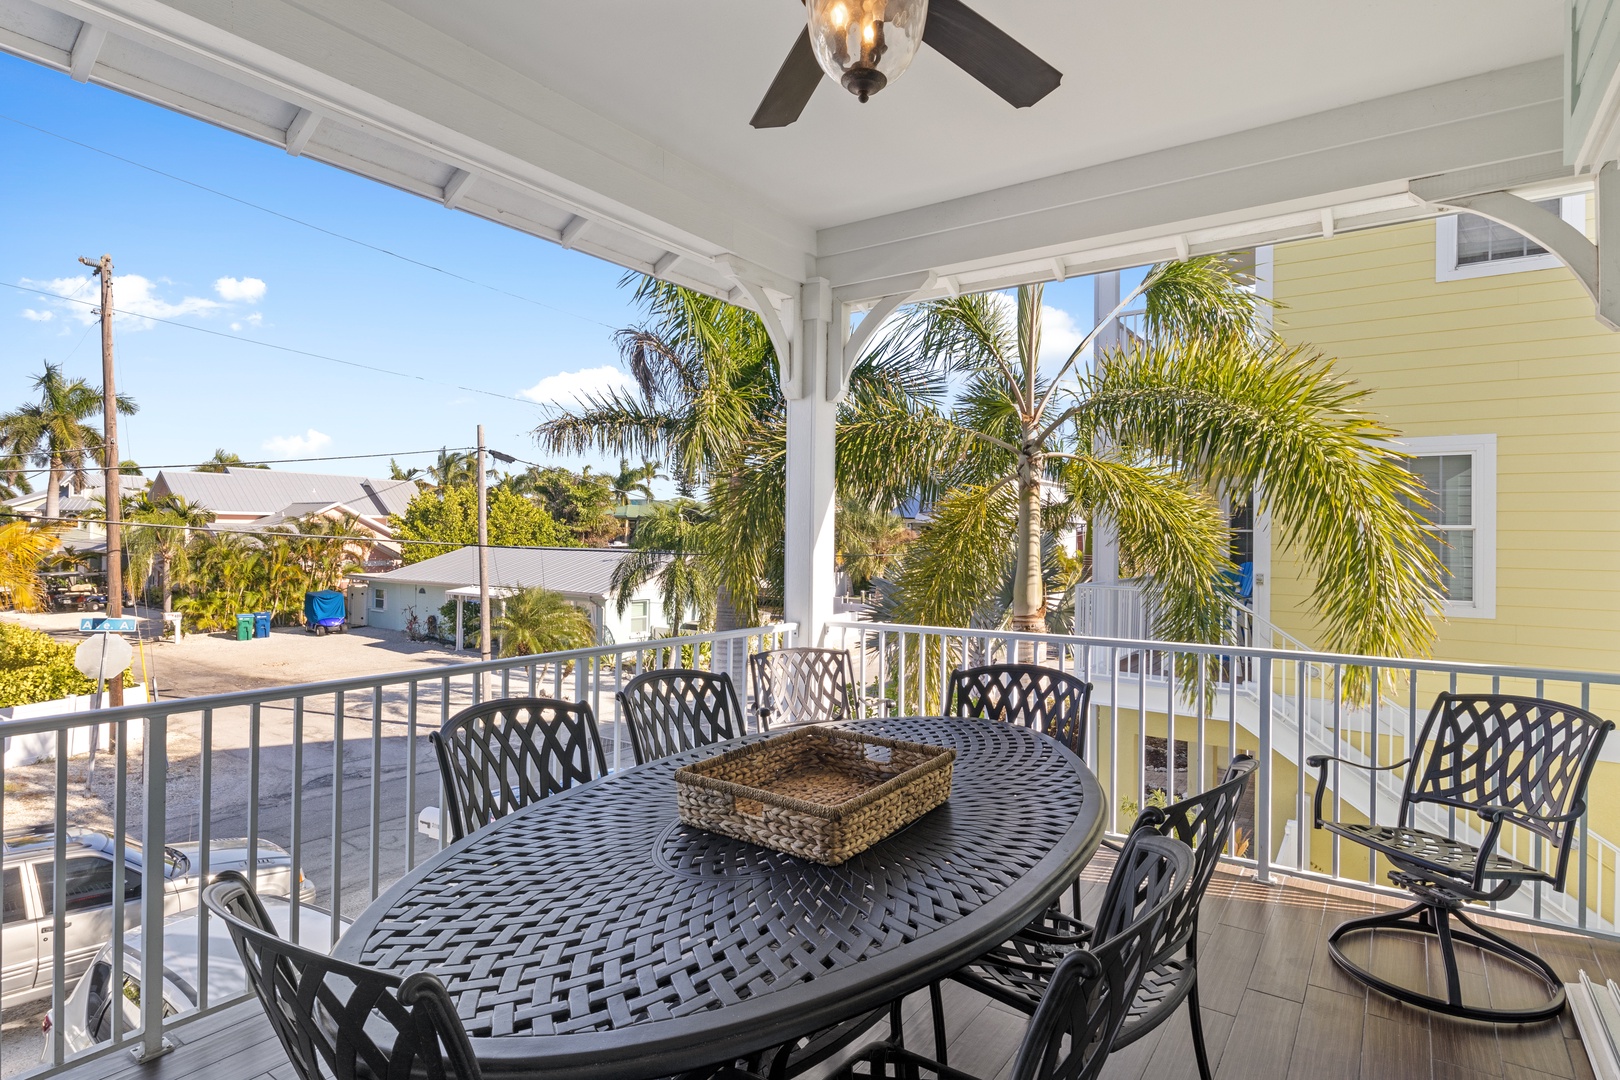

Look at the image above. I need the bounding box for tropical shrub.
[0,623,123,708]
[492,588,594,657]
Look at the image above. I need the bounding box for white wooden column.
[1090,270,1122,586]
[783,279,839,642]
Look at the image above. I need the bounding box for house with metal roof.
[149,468,419,525]
[351,545,677,647]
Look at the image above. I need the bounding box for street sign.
[79,617,138,634]
[74,633,133,681]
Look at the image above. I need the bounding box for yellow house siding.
[1268,217,1620,676]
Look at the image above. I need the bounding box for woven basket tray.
[674,727,955,865]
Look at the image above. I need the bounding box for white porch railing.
[824,618,1620,939]
[1,623,794,1077]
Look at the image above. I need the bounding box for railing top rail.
[828,619,1620,689]
[0,622,796,735]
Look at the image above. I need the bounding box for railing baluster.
[51,728,67,1066]
[407,681,419,871]
[290,698,304,941]
[370,686,383,901]
[138,712,170,1060]
[1256,655,1273,882]
[198,707,213,1009]
[331,690,345,947]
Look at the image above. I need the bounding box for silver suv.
[1,829,314,1007]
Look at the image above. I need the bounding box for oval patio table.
[335,716,1105,1080]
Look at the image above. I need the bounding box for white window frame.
[1397,434,1496,619]
[630,599,650,636]
[372,588,386,611]
[1434,196,1585,283]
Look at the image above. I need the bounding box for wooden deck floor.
[41,864,1613,1080]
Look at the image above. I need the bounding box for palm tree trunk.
[43,457,61,523]
[1011,450,1046,649]
[159,550,172,612]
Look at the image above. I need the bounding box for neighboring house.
[149,468,419,572]
[351,545,679,647]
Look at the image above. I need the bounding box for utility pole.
[476,425,491,664]
[80,254,123,708]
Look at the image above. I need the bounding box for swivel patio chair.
[203,870,483,1080]
[945,755,1257,1080]
[947,663,1092,759]
[618,667,745,765]
[836,830,1192,1080]
[430,696,607,843]
[1308,691,1612,1022]
[749,646,892,729]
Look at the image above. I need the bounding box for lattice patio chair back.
[617,667,745,764]
[430,697,607,843]
[1308,691,1613,1022]
[749,646,858,729]
[947,663,1092,759]
[202,871,483,1080]
[1014,831,1192,1080]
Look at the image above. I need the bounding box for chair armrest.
[1478,801,1586,826]
[1306,755,1412,829]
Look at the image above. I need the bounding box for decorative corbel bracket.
[1417,167,1619,330]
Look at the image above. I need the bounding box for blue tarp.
[303,590,346,627]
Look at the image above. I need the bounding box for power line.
[7,512,474,549]
[0,280,542,406]
[0,111,621,332]
[4,446,479,482]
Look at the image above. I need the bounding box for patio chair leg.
[1327,897,1567,1023]
[1186,977,1214,1080]
[929,980,948,1064]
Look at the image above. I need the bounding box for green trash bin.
[236,613,254,641]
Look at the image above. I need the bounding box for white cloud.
[262,429,332,455]
[518,365,636,406]
[20,274,224,332]
[229,313,264,332]
[20,308,53,322]
[215,276,266,303]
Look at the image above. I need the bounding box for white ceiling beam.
[441,167,476,209]
[652,251,682,278]
[283,107,320,156]
[68,22,106,83]
[558,215,590,249]
[1319,207,1335,239]
[817,60,1567,302]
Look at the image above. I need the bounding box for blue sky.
[1,50,1106,491]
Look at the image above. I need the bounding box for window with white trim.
[1397,435,1496,618]
[373,588,386,611]
[630,600,650,636]
[1435,196,1585,282]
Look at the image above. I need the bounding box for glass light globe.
[807,0,929,103]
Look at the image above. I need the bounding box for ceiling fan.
[750,0,1063,129]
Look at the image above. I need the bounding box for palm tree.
[492,586,596,656]
[388,458,423,482]
[607,499,716,632]
[424,448,478,489]
[125,491,214,612]
[609,458,659,538]
[195,449,267,472]
[0,361,136,523]
[852,259,1441,661]
[0,520,59,611]
[0,447,31,502]
[836,498,914,594]
[287,512,366,591]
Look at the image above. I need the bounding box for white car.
[2,828,316,1008]
[43,898,344,1059]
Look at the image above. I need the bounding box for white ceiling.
[382,0,1563,229]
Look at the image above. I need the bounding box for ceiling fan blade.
[922,0,1062,109]
[751,27,823,128]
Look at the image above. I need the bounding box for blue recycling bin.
[253,611,271,638]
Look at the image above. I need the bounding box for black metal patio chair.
[430,696,607,843]
[203,870,483,1080]
[947,663,1092,759]
[618,667,745,765]
[1308,691,1612,1022]
[832,830,1192,1080]
[944,754,1257,1080]
[749,646,892,729]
